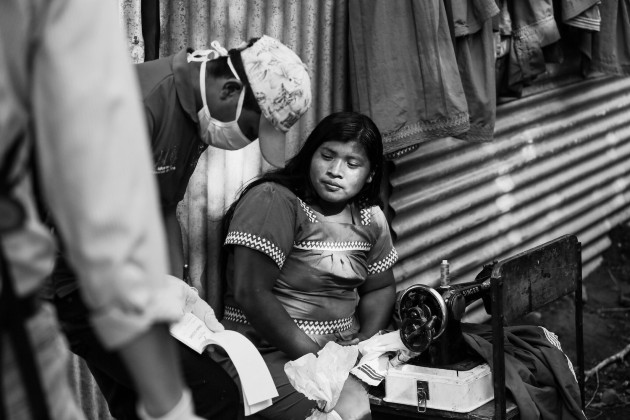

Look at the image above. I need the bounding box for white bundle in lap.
[284,342,358,420]
[351,330,421,386]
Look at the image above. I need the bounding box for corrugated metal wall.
[388,75,630,320]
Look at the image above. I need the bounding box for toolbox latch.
[417,380,429,413]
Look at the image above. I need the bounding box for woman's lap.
[211,344,317,420]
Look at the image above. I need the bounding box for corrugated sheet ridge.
[389,76,630,297]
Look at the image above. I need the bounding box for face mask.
[191,49,253,150]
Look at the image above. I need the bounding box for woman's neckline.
[304,200,357,224]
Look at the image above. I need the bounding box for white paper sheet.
[170,313,277,415]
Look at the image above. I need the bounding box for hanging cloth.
[349,0,469,159]
[587,0,630,76]
[495,0,561,99]
[449,0,500,142]
[560,0,601,32]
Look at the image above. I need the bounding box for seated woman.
[214,111,398,420]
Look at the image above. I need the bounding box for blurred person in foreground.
[47,24,312,420]
[0,0,201,419]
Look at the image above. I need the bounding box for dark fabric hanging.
[141,0,160,61]
[587,0,630,76]
[449,0,499,143]
[494,0,562,99]
[348,0,469,159]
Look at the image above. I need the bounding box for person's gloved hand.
[138,389,203,420]
[167,274,224,332]
[182,285,224,333]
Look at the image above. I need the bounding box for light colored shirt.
[0,0,181,349]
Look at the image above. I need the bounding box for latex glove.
[167,275,224,332]
[183,287,224,333]
[137,389,203,420]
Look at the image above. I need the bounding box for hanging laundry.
[349,0,469,159]
[586,0,630,76]
[495,0,562,99]
[449,0,500,142]
[561,0,601,32]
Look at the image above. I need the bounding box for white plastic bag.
[284,342,358,420]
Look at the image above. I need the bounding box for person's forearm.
[236,290,320,359]
[357,285,395,341]
[118,324,185,417]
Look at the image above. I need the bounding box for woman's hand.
[334,330,360,346]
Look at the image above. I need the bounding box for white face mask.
[195,55,253,150]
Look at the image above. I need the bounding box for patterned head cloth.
[240,35,312,168]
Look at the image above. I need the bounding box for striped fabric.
[353,363,386,386]
[541,326,578,383]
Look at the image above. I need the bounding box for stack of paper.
[170,312,278,415]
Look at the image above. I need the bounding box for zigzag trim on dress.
[223,305,353,335]
[225,231,286,268]
[223,305,249,324]
[359,199,372,226]
[298,198,318,223]
[300,197,374,226]
[368,248,398,275]
[293,240,371,251]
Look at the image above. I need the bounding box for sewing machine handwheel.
[400,316,435,353]
[396,284,448,343]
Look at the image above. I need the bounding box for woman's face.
[309,140,373,207]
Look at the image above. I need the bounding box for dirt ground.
[530,225,630,419]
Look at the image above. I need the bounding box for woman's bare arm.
[232,246,320,359]
[356,268,396,341]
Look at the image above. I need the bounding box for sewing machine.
[378,235,584,416]
[384,264,497,412]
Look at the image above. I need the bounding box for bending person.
[216,112,398,419]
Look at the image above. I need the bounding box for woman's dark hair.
[222,111,384,241]
[206,37,260,112]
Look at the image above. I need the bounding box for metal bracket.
[417,380,429,413]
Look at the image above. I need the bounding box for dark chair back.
[490,234,584,419]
